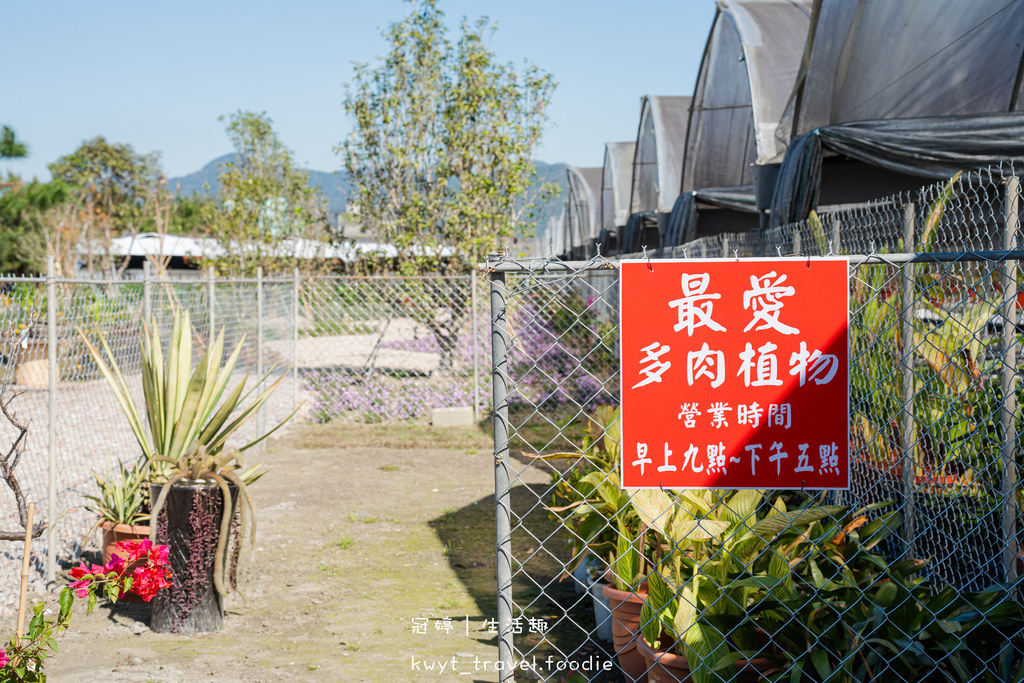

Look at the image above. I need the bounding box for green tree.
[0,126,28,160]
[169,194,212,234]
[0,180,87,276]
[0,129,85,275]
[341,0,556,274]
[49,137,152,273]
[202,111,329,276]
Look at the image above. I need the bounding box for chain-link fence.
[0,268,487,617]
[487,163,1024,681]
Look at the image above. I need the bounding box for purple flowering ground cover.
[303,291,618,424]
[304,370,477,423]
[506,294,618,414]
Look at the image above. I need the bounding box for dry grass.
[292,420,494,451]
[293,412,593,456]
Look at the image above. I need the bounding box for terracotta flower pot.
[638,636,774,683]
[602,582,649,683]
[100,521,151,566]
[100,520,152,604]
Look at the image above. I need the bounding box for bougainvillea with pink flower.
[1,539,170,682]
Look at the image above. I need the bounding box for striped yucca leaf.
[79,308,295,476]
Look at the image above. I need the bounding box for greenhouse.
[598,141,635,256]
[620,95,690,254]
[665,0,812,248]
[564,166,602,259]
[544,205,567,259]
[770,0,1024,227]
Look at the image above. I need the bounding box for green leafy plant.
[760,547,1024,681]
[82,457,149,528]
[541,406,645,591]
[633,491,887,683]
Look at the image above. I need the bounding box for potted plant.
[631,489,871,682]
[148,443,260,633]
[79,309,293,633]
[541,406,650,681]
[82,457,150,566]
[760,546,1024,681]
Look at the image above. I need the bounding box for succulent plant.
[149,443,262,599]
[78,308,294,479]
[79,307,293,599]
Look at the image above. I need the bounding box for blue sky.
[3,0,716,180]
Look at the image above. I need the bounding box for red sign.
[620,258,849,490]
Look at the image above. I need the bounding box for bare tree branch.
[0,391,47,541]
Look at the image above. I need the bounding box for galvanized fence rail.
[487,163,1024,682]
[0,269,488,617]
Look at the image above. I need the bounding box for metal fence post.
[208,266,215,337]
[293,267,299,412]
[489,265,514,680]
[45,255,57,585]
[832,218,841,254]
[257,266,265,444]
[471,269,481,424]
[142,260,152,323]
[1002,176,1020,588]
[900,202,917,559]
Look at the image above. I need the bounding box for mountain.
[169,156,568,234]
[168,154,353,218]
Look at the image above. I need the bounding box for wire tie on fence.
[776,246,783,258]
[642,245,653,272]
[734,249,739,260]
[828,240,834,256]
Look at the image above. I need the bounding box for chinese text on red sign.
[620,259,849,489]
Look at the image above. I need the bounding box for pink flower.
[0,647,8,668]
[103,554,126,577]
[68,562,106,598]
[113,538,153,565]
[150,543,170,567]
[69,542,172,602]
[68,579,92,598]
[129,565,172,602]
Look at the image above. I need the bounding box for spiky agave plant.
[78,308,294,596]
[78,308,293,476]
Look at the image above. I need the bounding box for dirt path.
[43,422,551,682]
